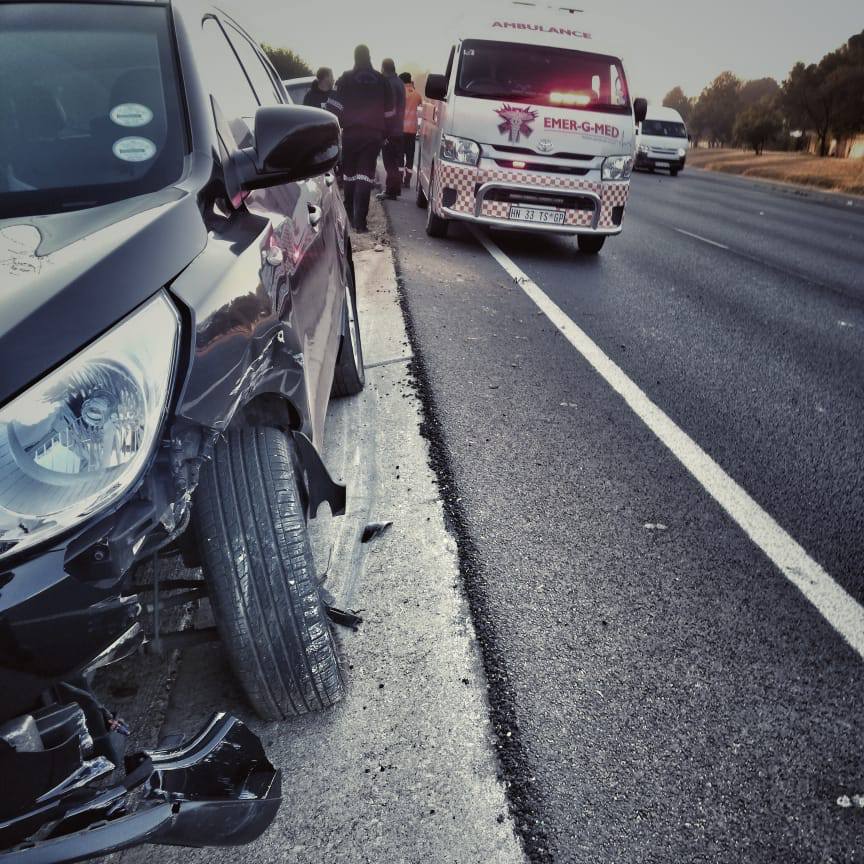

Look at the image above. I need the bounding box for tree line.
[663,30,864,156]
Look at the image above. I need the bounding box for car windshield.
[456,40,630,113]
[286,83,312,104]
[0,3,186,218]
[642,120,687,138]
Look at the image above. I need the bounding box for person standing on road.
[399,72,422,189]
[326,45,392,232]
[302,67,334,109]
[378,58,405,200]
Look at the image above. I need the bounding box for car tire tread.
[193,427,343,720]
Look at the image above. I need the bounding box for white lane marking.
[674,228,730,250]
[473,228,864,661]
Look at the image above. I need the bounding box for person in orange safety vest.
[399,72,423,188]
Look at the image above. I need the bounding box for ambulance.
[416,4,646,254]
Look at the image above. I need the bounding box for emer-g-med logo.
[496,104,539,143]
[544,117,621,139]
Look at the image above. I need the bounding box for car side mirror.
[227,105,340,200]
[425,74,447,101]
[633,97,647,125]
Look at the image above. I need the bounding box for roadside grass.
[688,148,864,196]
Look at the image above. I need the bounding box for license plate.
[508,205,566,225]
[655,161,670,168]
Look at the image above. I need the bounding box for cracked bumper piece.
[0,713,281,863]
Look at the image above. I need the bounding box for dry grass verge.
[688,148,864,196]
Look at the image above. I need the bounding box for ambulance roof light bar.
[511,2,586,13]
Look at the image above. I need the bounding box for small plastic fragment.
[361,521,393,543]
[326,606,364,631]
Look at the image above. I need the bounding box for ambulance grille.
[492,144,595,161]
[493,160,590,176]
[479,187,595,211]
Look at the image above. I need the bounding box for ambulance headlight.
[441,134,481,166]
[638,144,649,155]
[678,147,687,157]
[602,154,634,181]
[0,293,179,560]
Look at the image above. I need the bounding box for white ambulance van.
[635,106,690,176]
[416,4,646,254]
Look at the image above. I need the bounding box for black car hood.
[0,188,206,406]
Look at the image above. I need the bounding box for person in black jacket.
[326,45,392,232]
[378,58,406,200]
[302,67,333,109]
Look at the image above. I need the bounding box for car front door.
[178,14,340,447]
[221,21,343,446]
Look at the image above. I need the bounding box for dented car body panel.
[0,0,351,855]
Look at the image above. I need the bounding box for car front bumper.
[635,152,686,171]
[0,712,281,862]
[432,161,629,236]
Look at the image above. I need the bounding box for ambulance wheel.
[425,165,449,238]
[416,146,428,208]
[670,167,680,177]
[578,235,606,255]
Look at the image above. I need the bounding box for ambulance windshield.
[456,40,630,114]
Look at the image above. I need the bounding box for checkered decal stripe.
[598,181,629,228]
[433,162,630,229]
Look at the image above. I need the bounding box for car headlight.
[678,147,687,157]
[440,134,481,166]
[638,144,649,155]
[0,292,180,560]
[602,154,635,181]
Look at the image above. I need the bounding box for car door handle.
[324,172,335,187]
[307,203,323,227]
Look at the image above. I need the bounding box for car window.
[224,25,283,107]
[199,17,258,148]
[0,2,185,217]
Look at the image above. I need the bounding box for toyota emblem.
[537,139,553,153]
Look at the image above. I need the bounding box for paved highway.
[387,169,864,863]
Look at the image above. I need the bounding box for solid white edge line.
[473,227,864,661]
[674,228,730,250]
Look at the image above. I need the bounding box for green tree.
[827,30,864,141]
[662,86,693,122]
[781,61,838,156]
[691,72,741,147]
[739,77,780,108]
[261,44,312,80]
[734,102,783,154]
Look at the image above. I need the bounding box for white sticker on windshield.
[112,137,157,162]
[109,103,154,128]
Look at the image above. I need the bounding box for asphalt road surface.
[387,169,864,863]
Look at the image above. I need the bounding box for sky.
[227,0,863,104]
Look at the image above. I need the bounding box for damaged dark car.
[0,0,365,858]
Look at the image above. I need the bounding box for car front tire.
[193,427,344,720]
[425,164,449,238]
[578,235,606,255]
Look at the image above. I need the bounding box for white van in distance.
[635,106,689,176]
[415,4,646,255]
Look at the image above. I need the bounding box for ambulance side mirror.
[426,74,447,101]
[634,98,648,125]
